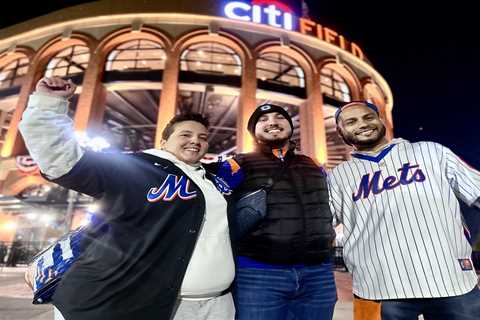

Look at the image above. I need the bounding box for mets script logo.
[212,175,232,195]
[353,162,426,202]
[147,174,197,202]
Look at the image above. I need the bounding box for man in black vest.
[219,104,337,320]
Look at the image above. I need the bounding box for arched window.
[45,45,90,77]
[257,52,305,88]
[177,42,242,158]
[0,56,30,148]
[180,42,241,76]
[0,57,29,89]
[105,39,166,71]
[320,67,351,103]
[323,109,352,168]
[101,39,166,152]
[364,82,385,106]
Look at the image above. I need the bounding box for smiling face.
[160,120,209,165]
[338,103,388,151]
[254,112,292,147]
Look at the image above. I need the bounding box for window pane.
[17,66,29,76]
[256,53,304,88]
[52,68,67,76]
[180,42,241,76]
[69,66,83,74]
[320,67,351,102]
[106,40,165,71]
[44,46,89,77]
[56,47,73,57]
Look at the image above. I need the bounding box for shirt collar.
[352,138,406,156]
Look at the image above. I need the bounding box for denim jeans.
[233,262,337,320]
[381,286,480,320]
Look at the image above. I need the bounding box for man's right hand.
[35,77,77,100]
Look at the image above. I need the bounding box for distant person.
[6,239,22,267]
[328,101,480,319]
[0,241,8,265]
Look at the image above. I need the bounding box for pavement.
[0,267,353,320]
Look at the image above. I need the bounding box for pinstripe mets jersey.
[328,138,480,300]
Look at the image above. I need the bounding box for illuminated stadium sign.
[224,0,294,30]
[223,0,364,60]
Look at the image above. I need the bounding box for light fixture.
[75,132,111,152]
[40,215,54,224]
[87,203,99,213]
[80,212,95,226]
[26,213,38,220]
[2,221,17,231]
[89,137,110,152]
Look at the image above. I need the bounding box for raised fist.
[35,77,76,99]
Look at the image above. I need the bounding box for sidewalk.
[0,268,353,320]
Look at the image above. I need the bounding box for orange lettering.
[315,24,323,40]
[338,35,346,50]
[299,18,316,35]
[351,42,364,60]
[324,28,338,44]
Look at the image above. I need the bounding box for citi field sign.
[223,0,365,60]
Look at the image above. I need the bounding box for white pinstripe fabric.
[328,139,480,300]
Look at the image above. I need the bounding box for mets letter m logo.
[147,174,197,202]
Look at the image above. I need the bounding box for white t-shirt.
[144,150,234,298]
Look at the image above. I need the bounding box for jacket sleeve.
[18,93,124,198]
[18,93,84,180]
[326,171,344,227]
[216,156,245,190]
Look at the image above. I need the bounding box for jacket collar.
[255,141,296,160]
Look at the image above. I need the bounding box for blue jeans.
[233,262,337,320]
[381,286,480,320]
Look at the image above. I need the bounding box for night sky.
[304,0,480,236]
[0,0,478,168]
[305,0,479,169]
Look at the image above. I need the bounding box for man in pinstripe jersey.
[328,101,480,320]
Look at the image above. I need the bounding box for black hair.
[161,113,209,140]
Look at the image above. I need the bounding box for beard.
[255,124,292,148]
[340,124,387,149]
[256,136,290,148]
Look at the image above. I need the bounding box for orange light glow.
[0,214,18,242]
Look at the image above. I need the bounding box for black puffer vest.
[234,144,335,265]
